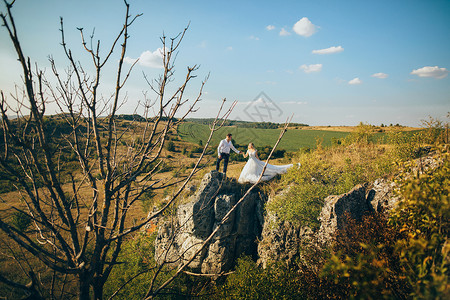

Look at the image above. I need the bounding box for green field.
[178,122,350,152]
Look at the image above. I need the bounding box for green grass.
[178,123,350,152]
[266,144,395,229]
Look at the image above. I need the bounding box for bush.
[140,190,156,213]
[387,129,421,161]
[344,122,376,145]
[230,152,246,162]
[321,213,409,299]
[166,141,175,152]
[191,146,203,154]
[104,233,157,299]
[219,257,304,300]
[105,232,217,299]
[389,145,449,299]
[322,145,449,299]
[10,211,32,233]
[421,116,449,144]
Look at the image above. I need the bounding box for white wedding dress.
[238,150,293,184]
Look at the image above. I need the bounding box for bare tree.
[0,1,293,298]
[0,0,238,299]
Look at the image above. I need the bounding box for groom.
[216,133,241,174]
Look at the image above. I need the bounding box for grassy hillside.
[178,122,350,151]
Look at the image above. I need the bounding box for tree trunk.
[79,272,91,300]
[93,278,104,300]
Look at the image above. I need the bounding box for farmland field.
[178,122,350,151]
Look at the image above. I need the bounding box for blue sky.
[0,0,449,126]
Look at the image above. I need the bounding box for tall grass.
[266,143,394,228]
[265,120,439,228]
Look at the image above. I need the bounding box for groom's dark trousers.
[216,152,230,173]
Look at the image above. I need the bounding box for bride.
[238,143,294,184]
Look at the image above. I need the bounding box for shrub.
[421,116,449,144]
[166,141,175,152]
[219,256,304,300]
[389,145,449,299]
[322,145,449,299]
[230,152,246,162]
[321,213,410,299]
[387,129,421,161]
[104,233,157,299]
[105,232,217,299]
[191,146,203,153]
[140,190,156,213]
[343,122,376,145]
[10,211,32,233]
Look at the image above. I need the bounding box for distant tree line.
[113,115,308,129]
[184,118,309,129]
[115,114,178,122]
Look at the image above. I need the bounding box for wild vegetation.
[1,0,448,298]
[93,119,448,299]
[1,114,448,299]
[219,119,449,299]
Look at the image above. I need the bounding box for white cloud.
[312,46,344,55]
[410,66,448,79]
[348,77,362,85]
[300,63,322,73]
[372,72,388,79]
[279,28,291,36]
[249,35,260,40]
[124,48,167,69]
[293,17,317,37]
[266,25,275,31]
[226,46,233,51]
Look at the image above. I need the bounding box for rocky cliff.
[155,168,402,273]
[154,171,265,274]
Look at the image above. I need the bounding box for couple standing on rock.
[215,133,294,184]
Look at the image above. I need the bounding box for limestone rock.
[258,178,401,267]
[367,178,398,215]
[155,171,265,274]
[257,185,313,268]
[317,184,371,245]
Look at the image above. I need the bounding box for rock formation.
[155,155,437,272]
[258,178,399,267]
[154,171,265,274]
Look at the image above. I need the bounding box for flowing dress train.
[238,150,293,184]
